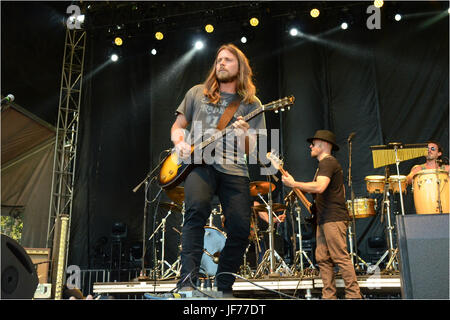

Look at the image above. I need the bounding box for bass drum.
[413,169,449,214]
[200,226,226,276]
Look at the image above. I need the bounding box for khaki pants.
[315,221,362,299]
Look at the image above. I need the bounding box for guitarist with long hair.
[281,130,362,299]
[171,44,266,296]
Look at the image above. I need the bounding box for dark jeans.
[177,165,251,291]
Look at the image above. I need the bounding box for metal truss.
[46,27,86,298]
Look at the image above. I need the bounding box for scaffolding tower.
[46,24,86,299]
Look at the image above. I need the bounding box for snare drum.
[200,226,226,276]
[346,198,376,219]
[388,175,407,194]
[413,169,449,214]
[365,175,386,194]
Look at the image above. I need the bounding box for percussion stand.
[293,204,316,273]
[368,178,398,273]
[391,143,406,216]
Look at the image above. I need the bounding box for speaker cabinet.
[396,214,449,299]
[1,234,39,299]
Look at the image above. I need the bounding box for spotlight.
[289,27,299,36]
[249,17,259,27]
[194,40,204,50]
[341,22,348,30]
[394,14,402,21]
[373,0,384,8]
[114,37,123,46]
[205,24,214,33]
[240,36,247,44]
[151,48,157,56]
[110,54,119,62]
[448,8,450,14]
[155,31,164,41]
[310,8,320,18]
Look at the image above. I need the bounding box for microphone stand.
[132,150,170,281]
[347,135,361,271]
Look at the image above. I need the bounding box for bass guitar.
[158,96,295,189]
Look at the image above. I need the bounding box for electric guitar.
[266,151,317,225]
[158,96,295,189]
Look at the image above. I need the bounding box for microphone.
[347,132,356,142]
[1,94,15,105]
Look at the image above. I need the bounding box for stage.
[92,271,402,299]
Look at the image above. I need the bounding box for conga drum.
[365,175,386,194]
[412,169,449,214]
[388,175,407,194]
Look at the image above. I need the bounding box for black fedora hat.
[307,130,340,151]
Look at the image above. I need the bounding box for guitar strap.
[216,97,242,130]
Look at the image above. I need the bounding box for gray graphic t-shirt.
[175,84,266,177]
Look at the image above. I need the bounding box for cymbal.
[159,202,182,213]
[249,181,276,197]
[252,203,287,213]
[165,186,185,204]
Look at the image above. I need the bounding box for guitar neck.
[279,167,312,213]
[195,105,264,151]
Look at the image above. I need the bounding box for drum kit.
[146,180,315,281]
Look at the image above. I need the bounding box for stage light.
[151,48,157,55]
[114,37,123,46]
[310,8,320,18]
[448,8,450,14]
[110,54,119,62]
[240,36,247,43]
[155,31,164,41]
[249,17,259,27]
[205,23,214,33]
[289,27,299,36]
[194,40,204,50]
[394,14,402,21]
[374,0,384,8]
[341,22,348,30]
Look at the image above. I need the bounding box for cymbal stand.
[149,206,175,279]
[161,203,185,279]
[368,178,398,274]
[254,191,292,278]
[255,192,276,273]
[290,199,315,274]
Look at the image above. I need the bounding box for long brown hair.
[203,44,257,105]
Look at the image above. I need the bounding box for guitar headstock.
[266,151,283,170]
[263,96,295,113]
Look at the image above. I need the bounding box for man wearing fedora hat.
[282,129,362,299]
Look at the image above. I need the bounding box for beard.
[216,70,238,83]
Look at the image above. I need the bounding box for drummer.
[406,141,449,184]
[252,200,286,263]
